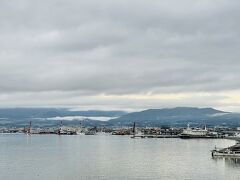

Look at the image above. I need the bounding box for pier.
[131,135,179,138]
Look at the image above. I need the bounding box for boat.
[179,124,208,138]
[211,143,240,157]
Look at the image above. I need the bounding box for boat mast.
[28,121,32,134]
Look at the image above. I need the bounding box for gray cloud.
[0,0,240,111]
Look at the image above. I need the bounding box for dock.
[131,135,179,138]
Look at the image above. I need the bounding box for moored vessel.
[211,143,240,157]
[179,124,208,138]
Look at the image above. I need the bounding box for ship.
[179,124,208,138]
[211,143,240,157]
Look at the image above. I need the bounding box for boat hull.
[212,151,240,157]
[179,135,215,139]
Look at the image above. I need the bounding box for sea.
[0,134,240,180]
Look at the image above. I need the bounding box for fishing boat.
[211,143,240,157]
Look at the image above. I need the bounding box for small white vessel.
[211,143,240,157]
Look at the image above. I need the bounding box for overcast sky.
[0,0,240,111]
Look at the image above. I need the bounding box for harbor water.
[0,134,240,180]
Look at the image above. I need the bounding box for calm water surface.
[0,134,240,180]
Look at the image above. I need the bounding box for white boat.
[211,143,240,157]
[179,124,208,138]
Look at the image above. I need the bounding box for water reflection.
[212,156,240,167]
[1,135,240,180]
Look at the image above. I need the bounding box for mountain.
[0,108,126,127]
[1,107,240,128]
[108,107,232,127]
[0,108,126,118]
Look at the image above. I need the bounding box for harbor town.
[2,121,240,139]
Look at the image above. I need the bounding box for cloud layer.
[1,0,240,111]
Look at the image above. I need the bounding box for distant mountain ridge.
[108,107,228,126]
[0,108,126,127]
[0,108,126,118]
[0,107,240,127]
